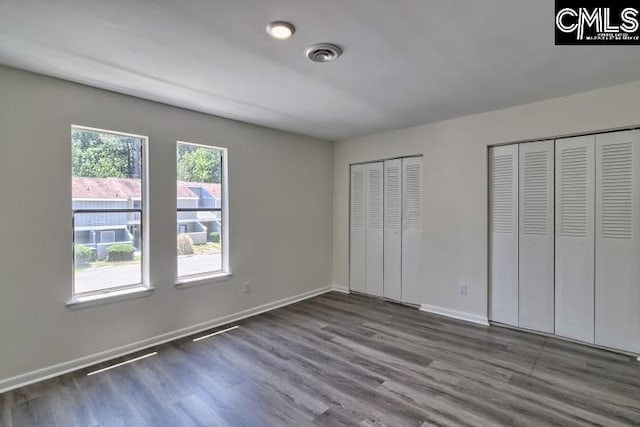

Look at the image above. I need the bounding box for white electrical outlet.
[459,283,468,296]
[244,281,251,293]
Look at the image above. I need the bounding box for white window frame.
[175,141,230,287]
[69,125,151,306]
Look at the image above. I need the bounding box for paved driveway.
[75,254,222,293]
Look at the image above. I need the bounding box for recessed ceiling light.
[266,21,295,40]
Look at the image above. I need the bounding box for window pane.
[74,211,142,294]
[177,144,223,208]
[177,211,222,277]
[177,142,224,278]
[72,128,142,182]
[72,127,144,294]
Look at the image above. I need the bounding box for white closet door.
[555,135,595,343]
[489,145,519,326]
[384,159,402,301]
[401,157,423,305]
[349,164,366,293]
[518,141,554,333]
[365,162,384,297]
[595,130,640,353]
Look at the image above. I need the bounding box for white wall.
[0,66,333,383]
[333,79,640,319]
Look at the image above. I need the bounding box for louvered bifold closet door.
[365,162,384,297]
[384,159,402,301]
[489,145,519,326]
[401,157,423,305]
[518,141,554,333]
[595,130,640,353]
[555,135,595,343]
[350,164,367,293]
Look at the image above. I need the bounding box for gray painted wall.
[0,66,333,382]
[333,79,640,320]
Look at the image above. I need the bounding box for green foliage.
[209,231,221,243]
[106,243,135,262]
[177,234,194,255]
[72,131,221,184]
[177,145,221,184]
[74,244,95,266]
[72,129,141,178]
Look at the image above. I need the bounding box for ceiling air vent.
[305,43,343,63]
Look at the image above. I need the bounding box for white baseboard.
[0,285,333,394]
[419,303,489,326]
[331,284,350,294]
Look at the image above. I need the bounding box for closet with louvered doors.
[365,162,384,297]
[349,162,383,297]
[490,129,640,354]
[401,157,423,305]
[383,159,402,302]
[555,135,595,343]
[595,130,640,353]
[519,141,555,334]
[489,145,519,327]
[350,164,366,294]
[349,156,423,305]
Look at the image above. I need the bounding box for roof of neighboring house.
[184,182,222,199]
[72,177,221,199]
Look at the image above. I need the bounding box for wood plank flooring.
[1,292,639,426]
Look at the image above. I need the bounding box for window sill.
[67,286,154,310]
[175,272,232,289]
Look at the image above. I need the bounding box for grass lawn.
[193,242,221,255]
[76,254,142,271]
[77,245,219,272]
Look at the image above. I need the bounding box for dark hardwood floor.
[1,292,639,426]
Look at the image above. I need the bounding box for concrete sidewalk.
[75,253,222,293]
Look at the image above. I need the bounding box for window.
[177,142,228,279]
[72,126,147,296]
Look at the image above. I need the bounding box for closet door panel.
[402,157,423,305]
[518,141,554,333]
[489,145,519,326]
[384,159,402,301]
[595,130,640,353]
[365,162,384,297]
[555,136,595,343]
[349,164,366,293]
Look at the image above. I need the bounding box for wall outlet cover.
[458,283,468,295]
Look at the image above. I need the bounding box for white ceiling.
[1,1,640,140]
